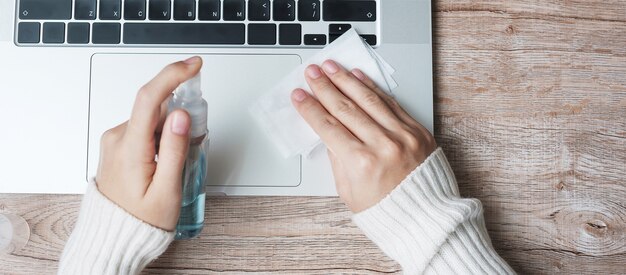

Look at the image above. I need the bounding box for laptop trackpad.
[88,54,302,188]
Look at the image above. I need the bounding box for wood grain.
[1,0,625,274]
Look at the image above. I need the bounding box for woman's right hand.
[96,57,201,231]
[291,60,437,213]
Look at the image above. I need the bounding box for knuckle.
[333,71,353,83]
[298,98,318,114]
[164,62,187,75]
[163,149,187,163]
[335,99,358,116]
[136,85,153,103]
[422,131,437,150]
[354,150,377,171]
[361,91,383,107]
[380,137,403,158]
[386,96,401,109]
[400,126,437,154]
[100,129,118,147]
[161,63,188,83]
[402,131,422,153]
[368,80,381,90]
[321,115,341,128]
[314,80,337,94]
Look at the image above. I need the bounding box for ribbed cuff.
[58,181,175,275]
[353,148,514,274]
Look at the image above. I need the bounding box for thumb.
[151,110,191,197]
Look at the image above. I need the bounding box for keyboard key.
[279,24,301,45]
[329,24,351,35]
[304,34,326,45]
[149,0,171,20]
[75,0,97,20]
[360,35,377,46]
[19,0,71,20]
[42,22,65,44]
[124,0,146,20]
[199,0,220,20]
[323,0,376,21]
[174,0,196,20]
[248,0,270,21]
[99,0,121,20]
[124,23,245,44]
[17,22,40,43]
[67,23,90,44]
[223,0,245,21]
[92,23,120,44]
[248,24,276,45]
[298,0,320,21]
[273,0,295,21]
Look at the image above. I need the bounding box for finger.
[126,56,202,144]
[156,95,172,134]
[304,65,386,143]
[351,68,422,129]
[352,68,437,151]
[291,88,362,157]
[149,110,191,198]
[320,60,403,131]
[103,121,128,143]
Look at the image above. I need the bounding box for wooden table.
[1,1,625,274]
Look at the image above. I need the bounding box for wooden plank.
[1,0,625,274]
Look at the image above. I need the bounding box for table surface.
[1,1,625,274]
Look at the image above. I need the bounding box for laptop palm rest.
[88,54,302,188]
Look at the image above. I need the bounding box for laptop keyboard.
[15,0,379,47]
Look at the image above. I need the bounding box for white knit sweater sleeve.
[353,148,515,274]
[58,182,175,275]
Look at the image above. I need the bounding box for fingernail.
[171,112,190,135]
[183,56,200,65]
[306,65,323,79]
[292,89,308,102]
[322,60,339,74]
[351,69,366,80]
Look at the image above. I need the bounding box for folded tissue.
[249,29,397,158]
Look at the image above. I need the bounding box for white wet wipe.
[250,29,397,158]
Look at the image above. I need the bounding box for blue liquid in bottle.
[175,135,208,239]
[168,73,209,240]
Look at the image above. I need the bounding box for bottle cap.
[170,74,208,138]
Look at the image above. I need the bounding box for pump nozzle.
[169,73,208,138]
[175,74,202,100]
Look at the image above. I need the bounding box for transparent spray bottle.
[168,74,208,240]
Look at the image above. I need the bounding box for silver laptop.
[0,0,433,196]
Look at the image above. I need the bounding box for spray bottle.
[168,73,208,239]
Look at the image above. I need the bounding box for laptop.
[0,0,433,196]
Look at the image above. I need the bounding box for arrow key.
[329,24,351,35]
[304,34,326,46]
